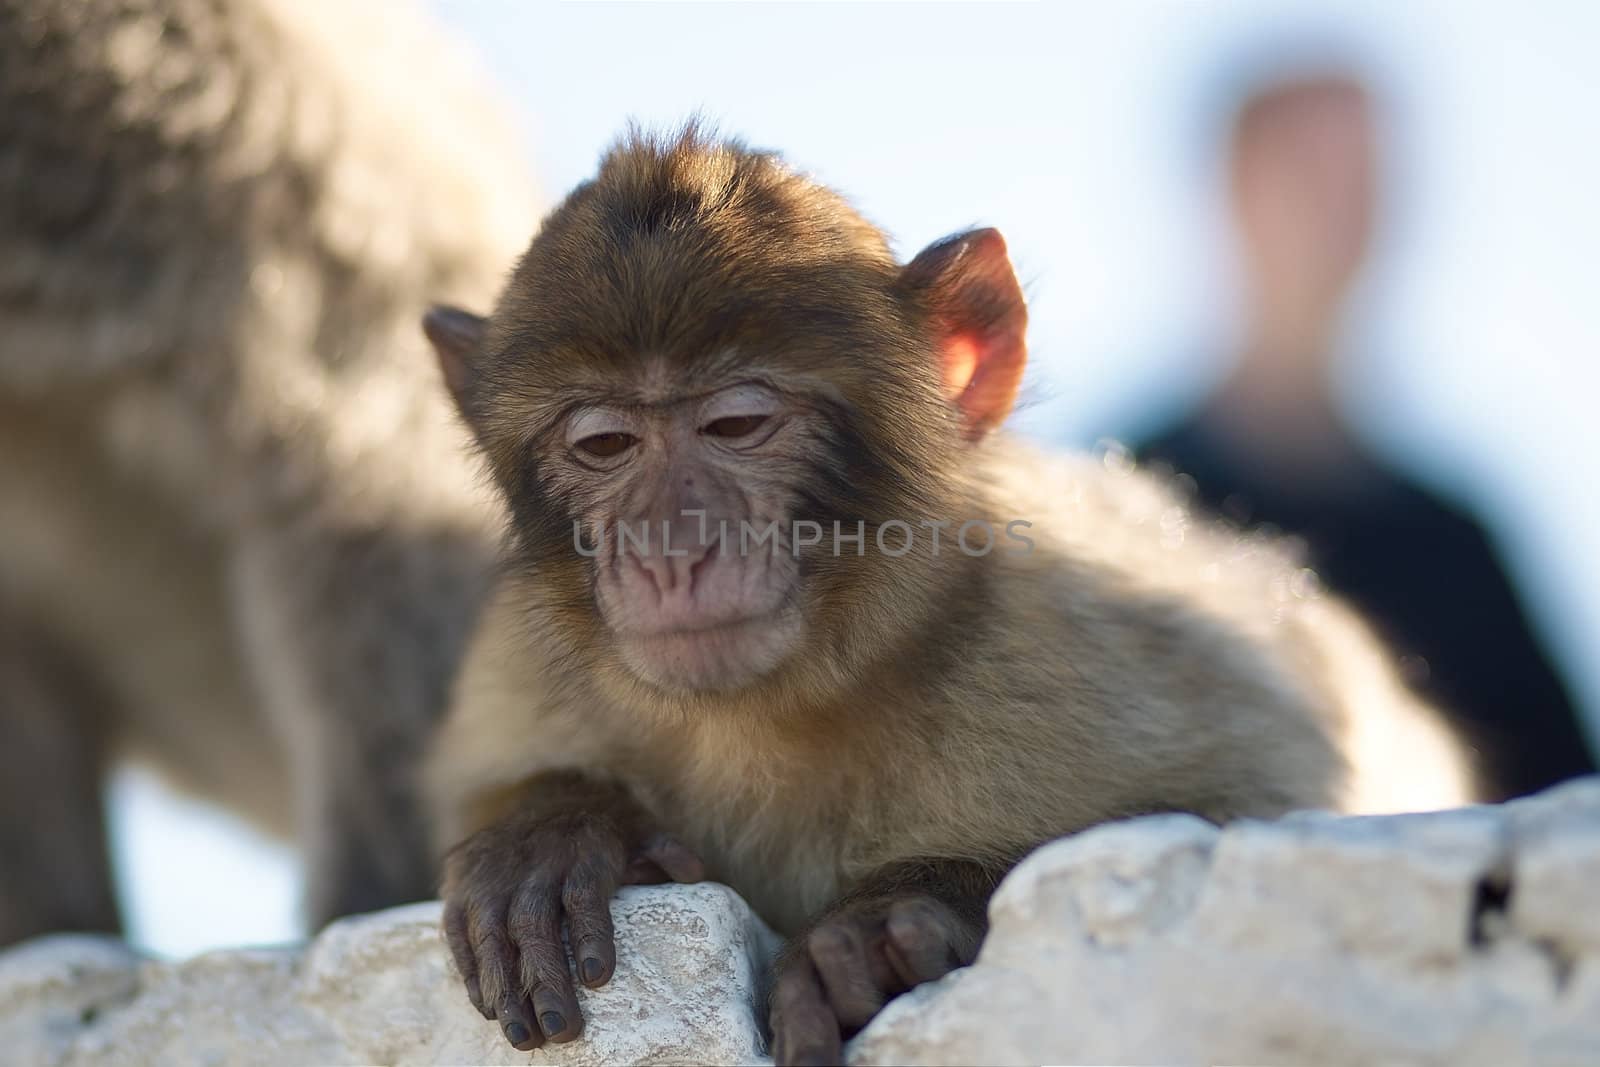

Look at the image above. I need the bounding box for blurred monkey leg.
[0,613,121,945]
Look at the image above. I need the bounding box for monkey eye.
[702,415,769,439]
[575,432,638,458]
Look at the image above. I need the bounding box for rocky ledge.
[3,778,1596,1066]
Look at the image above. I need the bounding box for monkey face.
[510,344,948,698]
[550,375,814,691]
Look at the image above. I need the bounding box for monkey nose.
[631,540,717,601]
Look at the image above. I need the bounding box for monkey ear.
[422,305,488,411]
[900,228,1027,441]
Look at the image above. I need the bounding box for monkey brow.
[537,350,791,409]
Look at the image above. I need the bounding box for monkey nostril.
[688,541,719,593]
[627,552,671,602]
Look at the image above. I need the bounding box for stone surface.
[4,782,1598,1066]
[0,884,779,1067]
[851,777,1600,1067]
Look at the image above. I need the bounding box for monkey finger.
[530,978,585,1044]
[771,959,843,1067]
[806,920,887,1032]
[621,856,671,885]
[637,833,706,883]
[561,859,620,988]
[442,899,490,1019]
[470,901,540,1049]
[508,879,581,1042]
[883,898,964,987]
[465,901,517,1021]
[494,989,544,1052]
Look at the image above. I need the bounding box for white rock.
[0,884,779,1067]
[852,777,1600,1067]
[6,783,1598,1066]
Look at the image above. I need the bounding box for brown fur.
[0,0,538,941]
[425,128,1478,1057]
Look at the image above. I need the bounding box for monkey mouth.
[620,611,780,639]
[614,606,803,691]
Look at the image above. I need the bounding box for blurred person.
[1134,73,1595,800]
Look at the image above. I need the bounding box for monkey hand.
[770,893,983,1066]
[440,806,705,1052]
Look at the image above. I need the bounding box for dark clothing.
[1138,416,1595,801]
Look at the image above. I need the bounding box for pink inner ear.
[941,335,981,400]
[948,324,1026,440]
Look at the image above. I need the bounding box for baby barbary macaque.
[423,128,1476,1064]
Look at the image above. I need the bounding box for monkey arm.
[768,858,1007,1066]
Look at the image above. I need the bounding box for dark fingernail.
[503,1021,531,1046]
[540,1011,566,1036]
[581,957,605,984]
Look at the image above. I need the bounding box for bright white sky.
[117,0,1600,958]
